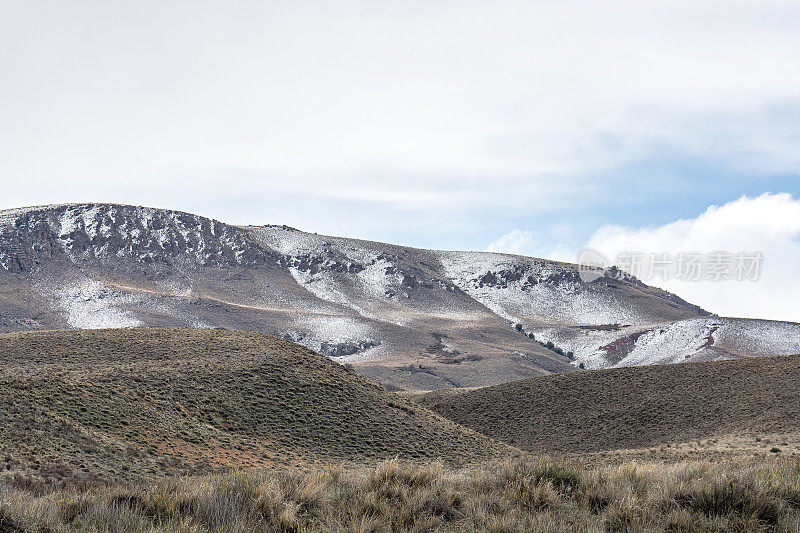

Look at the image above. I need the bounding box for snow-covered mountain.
[1,203,798,390]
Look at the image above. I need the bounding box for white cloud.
[546,244,577,263]
[486,230,578,263]
[1,0,800,277]
[582,193,800,322]
[485,230,537,255]
[1,0,800,229]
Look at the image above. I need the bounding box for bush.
[0,507,22,533]
[672,477,784,526]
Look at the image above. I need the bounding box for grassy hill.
[417,355,800,455]
[0,328,515,486]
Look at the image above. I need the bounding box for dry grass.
[5,328,800,530]
[0,329,514,486]
[417,354,800,456]
[3,457,800,532]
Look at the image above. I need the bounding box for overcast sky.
[2,1,800,320]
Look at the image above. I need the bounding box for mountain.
[1,202,799,390]
[417,354,800,456]
[0,328,515,484]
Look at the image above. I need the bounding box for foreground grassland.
[3,457,800,532]
[5,328,800,531]
[0,329,511,484]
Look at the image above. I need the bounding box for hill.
[0,328,514,486]
[2,203,799,390]
[417,354,800,456]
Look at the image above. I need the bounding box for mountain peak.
[0,203,268,272]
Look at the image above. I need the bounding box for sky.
[2,1,800,321]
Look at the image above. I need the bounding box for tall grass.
[2,456,800,532]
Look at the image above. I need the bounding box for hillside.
[2,203,800,390]
[0,328,515,486]
[417,354,800,455]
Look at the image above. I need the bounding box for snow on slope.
[45,277,213,330]
[713,318,800,358]
[612,318,716,367]
[248,226,480,324]
[0,203,263,271]
[250,226,399,318]
[435,250,800,370]
[564,317,800,369]
[53,279,143,329]
[288,315,382,361]
[1,204,797,389]
[611,318,800,367]
[437,251,647,325]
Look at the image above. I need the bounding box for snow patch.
[437,251,643,325]
[55,280,143,329]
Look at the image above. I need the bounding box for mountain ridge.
[1,202,797,390]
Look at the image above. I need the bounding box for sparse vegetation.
[0,329,513,486]
[4,328,800,531]
[419,354,800,455]
[513,324,571,359]
[3,457,800,532]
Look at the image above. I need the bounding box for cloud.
[2,0,800,232]
[581,193,800,322]
[2,0,800,277]
[485,230,579,264]
[485,230,538,255]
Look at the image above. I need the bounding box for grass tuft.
[4,457,800,532]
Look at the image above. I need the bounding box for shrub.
[0,507,23,533]
[672,477,783,526]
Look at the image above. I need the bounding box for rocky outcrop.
[0,204,272,272]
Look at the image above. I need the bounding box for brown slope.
[0,328,517,486]
[416,354,800,454]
